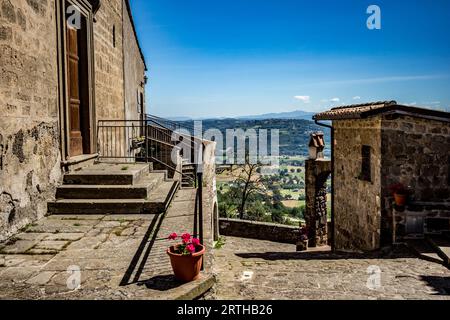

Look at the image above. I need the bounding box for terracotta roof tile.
[314,101,397,120]
[313,101,450,121]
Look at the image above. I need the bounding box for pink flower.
[192,238,200,246]
[181,233,191,243]
[168,233,177,240]
[186,244,196,253]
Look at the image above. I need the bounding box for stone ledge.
[173,273,216,300]
[219,218,299,244]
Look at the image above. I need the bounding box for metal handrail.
[146,114,196,133]
[97,118,197,185]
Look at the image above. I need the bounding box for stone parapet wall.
[219,218,299,244]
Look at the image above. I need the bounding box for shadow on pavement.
[120,213,162,286]
[235,246,419,261]
[420,276,450,296]
[137,274,183,291]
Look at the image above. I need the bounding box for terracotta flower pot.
[394,193,407,206]
[167,244,205,282]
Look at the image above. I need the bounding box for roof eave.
[313,104,450,122]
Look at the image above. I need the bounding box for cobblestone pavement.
[0,189,211,300]
[208,236,450,300]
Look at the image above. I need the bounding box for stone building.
[314,101,450,252]
[0,0,147,239]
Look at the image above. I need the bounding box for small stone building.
[0,0,147,239]
[314,101,450,252]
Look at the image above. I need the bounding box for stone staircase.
[48,163,179,215]
[181,160,196,188]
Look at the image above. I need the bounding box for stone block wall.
[333,119,382,252]
[380,114,450,242]
[93,0,124,120]
[0,0,62,240]
[123,0,146,123]
[219,218,299,244]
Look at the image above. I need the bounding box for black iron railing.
[97,118,197,185]
[97,115,205,252]
[146,114,196,134]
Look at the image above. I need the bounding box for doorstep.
[61,153,98,171]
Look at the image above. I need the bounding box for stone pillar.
[305,159,331,247]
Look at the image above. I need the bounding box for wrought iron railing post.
[145,120,149,163]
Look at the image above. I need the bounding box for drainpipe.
[314,119,335,252]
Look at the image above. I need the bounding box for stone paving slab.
[0,188,213,300]
[207,236,450,300]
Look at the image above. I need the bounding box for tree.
[233,153,264,219]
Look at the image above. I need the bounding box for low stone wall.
[219,218,299,244]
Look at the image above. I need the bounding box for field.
[216,155,332,223]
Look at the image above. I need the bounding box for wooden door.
[67,26,83,156]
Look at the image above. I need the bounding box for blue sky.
[130,0,450,118]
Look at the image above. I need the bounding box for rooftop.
[313,101,450,121]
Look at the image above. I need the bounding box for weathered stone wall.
[219,218,299,244]
[380,114,450,242]
[123,0,145,122]
[0,0,62,240]
[333,119,382,252]
[93,0,124,120]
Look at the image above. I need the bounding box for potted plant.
[131,136,145,150]
[389,183,411,207]
[167,232,205,282]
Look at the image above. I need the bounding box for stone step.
[183,165,196,171]
[63,163,150,185]
[406,239,444,265]
[48,180,179,215]
[57,171,166,200]
[56,185,149,199]
[427,235,450,266]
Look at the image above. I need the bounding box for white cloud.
[294,95,310,103]
[353,96,361,100]
[321,98,340,103]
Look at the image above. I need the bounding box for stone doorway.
[57,0,96,160]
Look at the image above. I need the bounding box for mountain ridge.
[167,109,316,121]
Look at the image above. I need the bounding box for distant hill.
[167,110,316,121]
[236,110,315,121]
[180,118,331,157]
